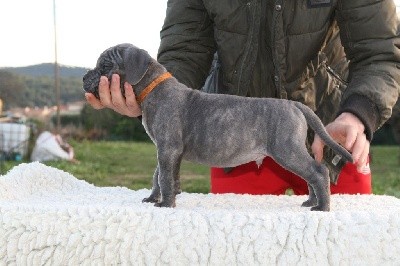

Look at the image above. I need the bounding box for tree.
[0,70,27,109]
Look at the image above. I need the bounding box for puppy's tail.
[295,102,353,163]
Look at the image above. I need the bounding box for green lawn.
[1,141,399,197]
[370,146,400,197]
[1,141,210,194]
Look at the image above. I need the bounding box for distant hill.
[0,63,89,109]
[1,63,89,78]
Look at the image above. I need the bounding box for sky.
[0,0,167,68]
[1,0,399,68]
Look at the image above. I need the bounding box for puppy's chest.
[141,115,156,144]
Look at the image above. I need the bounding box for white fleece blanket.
[1,162,399,265]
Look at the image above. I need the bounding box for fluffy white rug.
[0,162,399,265]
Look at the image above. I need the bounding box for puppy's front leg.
[142,165,161,203]
[155,151,182,208]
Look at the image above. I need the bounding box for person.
[31,131,78,163]
[85,1,400,195]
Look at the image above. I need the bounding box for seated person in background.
[30,131,78,163]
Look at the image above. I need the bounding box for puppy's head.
[83,43,152,99]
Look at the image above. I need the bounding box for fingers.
[311,135,325,163]
[107,75,142,117]
[335,116,370,169]
[349,131,371,172]
[98,76,112,107]
[84,74,142,117]
[356,141,370,172]
[343,125,358,151]
[313,112,370,171]
[124,82,142,117]
[110,74,126,110]
[85,93,104,110]
[350,132,367,164]
[98,74,127,112]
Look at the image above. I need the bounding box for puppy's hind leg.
[308,163,330,211]
[142,165,161,203]
[273,150,330,211]
[301,183,317,207]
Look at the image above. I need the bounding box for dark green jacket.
[158,0,400,181]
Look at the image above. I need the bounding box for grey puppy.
[83,43,353,211]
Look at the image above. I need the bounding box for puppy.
[83,43,353,211]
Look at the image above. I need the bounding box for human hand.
[311,112,370,172]
[84,74,142,117]
[69,158,80,164]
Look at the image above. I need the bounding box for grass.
[1,140,210,194]
[370,146,400,197]
[1,141,399,197]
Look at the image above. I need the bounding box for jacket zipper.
[326,65,348,85]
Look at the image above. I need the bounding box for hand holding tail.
[312,112,370,172]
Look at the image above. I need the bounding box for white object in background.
[0,123,30,157]
[30,131,71,162]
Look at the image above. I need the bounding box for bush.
[79,104,150,141]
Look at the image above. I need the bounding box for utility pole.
[53,0,61,133]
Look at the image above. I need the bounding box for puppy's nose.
[83,69,102,99]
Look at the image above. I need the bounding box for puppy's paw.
[310,205,330,212]
[301,199,317,208]
[154,201,176,208]
[142,196,160,204]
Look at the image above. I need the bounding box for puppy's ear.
[123,45,152,85]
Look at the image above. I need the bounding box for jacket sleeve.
[157,0,216,90]
[336,0,400,140]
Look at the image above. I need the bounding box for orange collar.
[136,72,172,104]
